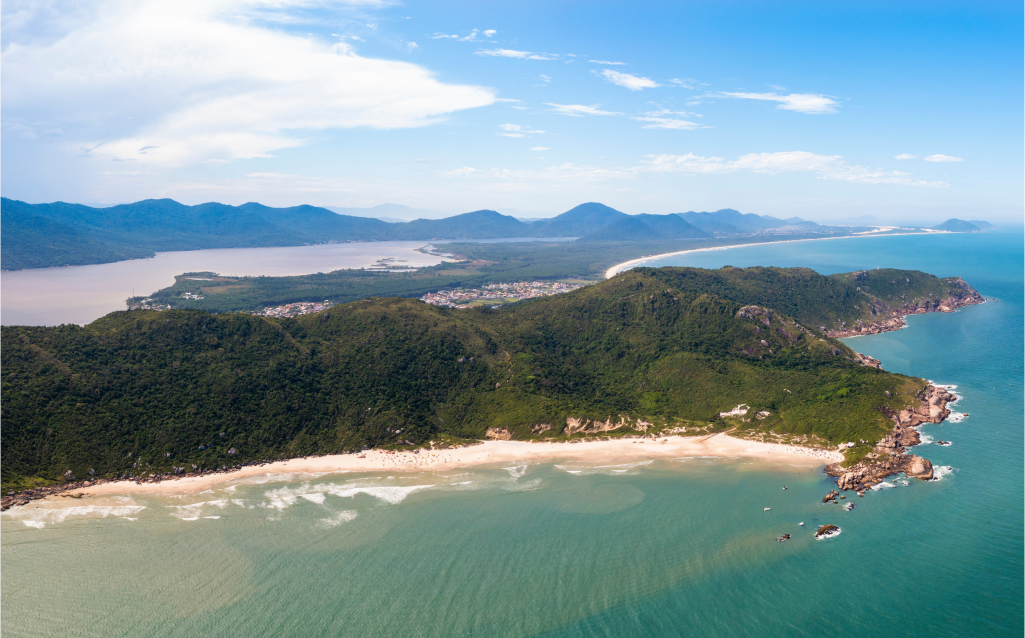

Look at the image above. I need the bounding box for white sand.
[72,434,843,498]
[603,231,934,279]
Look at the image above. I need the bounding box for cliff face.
[825,385,957,490]
[826,274,984,338]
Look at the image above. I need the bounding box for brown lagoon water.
[0,242,444,326]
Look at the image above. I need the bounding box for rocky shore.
[826,276,984,338]
[825,385,956,492]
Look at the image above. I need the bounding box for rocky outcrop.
[826,284,984,338]
[825,384,951,489]
[564,416,637,435]
[485,427,513,440]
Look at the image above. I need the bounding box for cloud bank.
[3,0,495,166]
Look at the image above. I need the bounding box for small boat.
[799,522,805,527]
[782,486,788,490]
[763,507,771,511]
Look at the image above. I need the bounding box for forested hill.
[1,266,947,491]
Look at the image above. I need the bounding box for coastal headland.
[2,264,982,509]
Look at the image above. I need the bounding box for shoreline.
[17,434,843,501]
[603,231,938,279]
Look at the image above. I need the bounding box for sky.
[2,0,1022,223]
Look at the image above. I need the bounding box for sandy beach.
[603,230,934,279]
[70,434,844,498]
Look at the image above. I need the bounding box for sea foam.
[554,460,653,476]
[3,504,147,529]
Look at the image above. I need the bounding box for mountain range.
[9,198,978,272]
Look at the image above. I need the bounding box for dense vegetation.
[1,266,936,492]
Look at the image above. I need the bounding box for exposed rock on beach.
[826,385,956,490]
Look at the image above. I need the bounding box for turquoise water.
[3,231,1022,637]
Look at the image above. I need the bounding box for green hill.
[580,214,709,241]
[1,266,950,492]
[931,218,980,232]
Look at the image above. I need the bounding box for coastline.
[603,231,937,279]
[23,434,843,501]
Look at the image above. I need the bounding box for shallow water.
[2,231,1022,637]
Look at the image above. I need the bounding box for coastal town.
[420,281,586,309]
[251,300,334,318]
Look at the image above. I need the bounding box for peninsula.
[1,265,982,505]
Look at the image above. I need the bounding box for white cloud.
[894,154,917,160]
[442,167,479,177]
[475,49,556,60]
[545,103,622,117]
[589,60,625,65]
[924,154,963,162]
[430,29,480,41]
[719,92,840,114]
[407,41,418,49]
[538,74,551,84]
[530,147,549,151]
[632,117,702,130]
[483,29,496,37]
[644,151,947,186]
[498,123,544,137]
[599,69,659,90]
[4,0,495,167]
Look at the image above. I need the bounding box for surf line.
[603,231,939,279]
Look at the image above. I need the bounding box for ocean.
[2,230,1022,637]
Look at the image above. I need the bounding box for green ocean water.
[3,231,1022,637]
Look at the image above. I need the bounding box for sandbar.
[604,231,934,279]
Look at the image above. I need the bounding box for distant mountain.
[968,220,995,230]
[3,198,739,270]
[677,209,818,235]
[390,210,532,240]
[931,219,981,232]
[532,202,630,236]
[580,214,710,242]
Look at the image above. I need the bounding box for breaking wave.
[3,504,146,529]
[555,460,653,476]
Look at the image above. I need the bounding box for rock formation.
[826,283,984,338]
[826,385,953,489]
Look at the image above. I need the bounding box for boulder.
[905,455,934,480]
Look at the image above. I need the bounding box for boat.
[799,522,805,526]
[763,507,771,511]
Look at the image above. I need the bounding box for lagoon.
[0,241,445,326]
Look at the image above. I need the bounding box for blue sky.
[2,0,1022,222]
